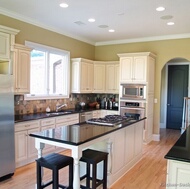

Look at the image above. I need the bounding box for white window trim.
[24,41,70,100]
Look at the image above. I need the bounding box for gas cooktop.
[86,115,132,126]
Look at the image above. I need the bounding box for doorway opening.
[160,58,190,130]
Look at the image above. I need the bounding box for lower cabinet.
[15,120,40,167]
[166,160,190,189]
[112,120,144,174]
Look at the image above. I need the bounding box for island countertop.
[29,118,146,146]
[165,127,190,163]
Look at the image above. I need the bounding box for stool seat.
[80,149,108,189]
[36,153,73,189]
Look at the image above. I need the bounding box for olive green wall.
[95,39,190,135]
[0,14,95,59]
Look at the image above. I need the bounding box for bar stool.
[80,149,108,189]
[36,153,73,189]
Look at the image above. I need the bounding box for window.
[24,41,70,100]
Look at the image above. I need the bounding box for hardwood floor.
[0,128,180,189]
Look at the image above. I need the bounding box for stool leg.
[103,158,108,189]
[36,162,42,189]
[86,163,90,188]
[53,168,59,189]
[92,163,97,189]
[69,163,73,189]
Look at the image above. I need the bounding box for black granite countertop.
[15,108,119,123]
[29,118,145,146]
[165,127,190,163]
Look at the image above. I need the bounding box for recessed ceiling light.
[167,22,175,26]
[88,18,95,22]
[109,29,115,32]
[156,7,165,11]
[60,3,69,8]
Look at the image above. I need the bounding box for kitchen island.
[30,118,145,189]
[165,127,190,189]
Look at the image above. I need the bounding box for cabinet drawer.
[15,120,40,132]
[41,118,55,127]
[56,113,79,124]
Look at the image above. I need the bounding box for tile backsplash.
[14,94,119,115]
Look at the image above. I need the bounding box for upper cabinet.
[0,32,10,60]
[71,58,94,93]
[13,44,32,94]
[93,61,106,93]
[71,58,119,94]
[0,25,19,60]
[118,52,156,86]
[105,61,119,94]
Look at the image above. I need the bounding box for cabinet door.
[87,62,94,92]
[15,130,28,163]
[94,64,105,93]
[120,57,133,83]
[106,64,115,93]
[134,121,144,156]
[81,62,94,92]
[167,160,190,188]
[113,130,125,173]
[27,127,40,159]
[71,61,80,93]
[114,64,120,92]
[14,47,31,93]
[0,32,10,59]
[125,125,135,164]
[133,56,147,83]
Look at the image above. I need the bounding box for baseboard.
[152,134,160,141]
[160,123,166,128]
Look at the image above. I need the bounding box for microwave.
[121,84,146,99]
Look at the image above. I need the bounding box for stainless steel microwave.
[121,84,146,99]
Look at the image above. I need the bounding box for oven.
[121,84,146,100]
[120,100,146,120]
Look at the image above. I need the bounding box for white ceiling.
[0,0,190,45]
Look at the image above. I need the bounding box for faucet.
[56,103,67,112]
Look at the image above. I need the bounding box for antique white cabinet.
[0,32,10,60]
[0,25,19,60]
[15,120,40,167]
[118,52,156,85]
[71,58,94,93]
[93,61,106,93]
[13,44,32,94]
[105,62,119,94]
[166,160,190,189]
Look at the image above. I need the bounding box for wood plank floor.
[0,128,180,189]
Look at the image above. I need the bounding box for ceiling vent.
[74,21,85,26]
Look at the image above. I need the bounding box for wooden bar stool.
[80,149,108,189]
[36,153,73,189]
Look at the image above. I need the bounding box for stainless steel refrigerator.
[0,74,15,179]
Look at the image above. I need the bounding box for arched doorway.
[160,58,190,129]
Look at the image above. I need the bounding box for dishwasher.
[79,111,93,123]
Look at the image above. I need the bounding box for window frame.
[24,41,70,100]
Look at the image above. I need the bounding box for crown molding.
[95,33,190,46]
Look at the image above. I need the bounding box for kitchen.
[0,0,190,188]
